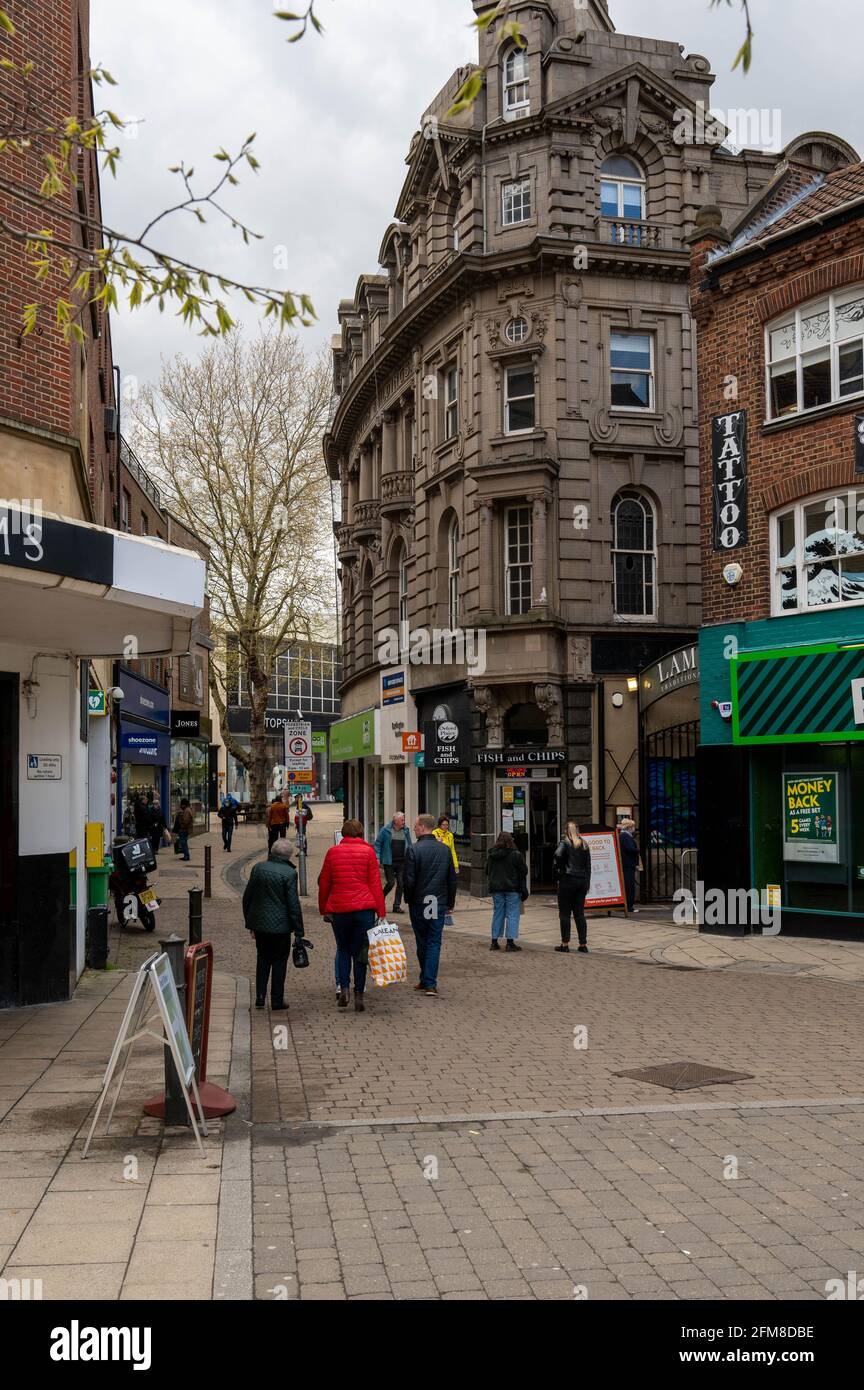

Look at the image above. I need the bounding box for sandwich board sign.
[82,953,208,1159]
[582,831,628,913]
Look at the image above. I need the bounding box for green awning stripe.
[739,651,835,736]
[737,647,864,739]
[763,651,855,736]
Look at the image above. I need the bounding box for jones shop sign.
[783,773,840,865]
[712,410,747,550]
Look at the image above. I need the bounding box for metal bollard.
[159,933,188,1126]
[204,844,212,899]
[86,906,109,970]
[188,887,203,946]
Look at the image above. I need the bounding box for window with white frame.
[505,506,533,615]
[444,364,459,440]
[505,316,529,344]
[502,178,532,227]
[611,332,653,411]
[600,155,646,220]
[448,519,460,628]
[503,47,529,118]
[766,287,864,420]
[773,489,864,613]
[398,549,410,648]
[504,364,536,433]
[612,491,656,618]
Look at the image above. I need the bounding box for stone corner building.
[323,0,855,895]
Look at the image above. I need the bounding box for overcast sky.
[90,0,864,395]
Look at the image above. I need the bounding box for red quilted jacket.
[318,837,386,917]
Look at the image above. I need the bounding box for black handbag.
[292,936,314,969]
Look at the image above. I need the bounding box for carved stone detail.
[473,685,504,748]
[654,405,684,449]
[534,683,564,745]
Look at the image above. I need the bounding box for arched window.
[601,155,646,221]
[448,519,461,628]
[612,491,656,618]
[503,47,530,118]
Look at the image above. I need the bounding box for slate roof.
[711,161,864,265]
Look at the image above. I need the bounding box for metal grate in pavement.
[614,1060,755,1091]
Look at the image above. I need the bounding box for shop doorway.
[0,673,19,1006]
[496,779,560,892]
[640,720,698,900]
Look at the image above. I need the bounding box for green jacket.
[242,855,304,936]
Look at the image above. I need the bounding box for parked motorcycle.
[110,836,161,932]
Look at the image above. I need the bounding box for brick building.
[325,0,855,895]
[0,1,206,1005]
[690,163,864,935]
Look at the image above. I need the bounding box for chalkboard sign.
[185,943,213,1083]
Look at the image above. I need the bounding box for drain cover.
[615,1061,754,1091]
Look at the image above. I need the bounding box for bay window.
[773,489,864,613]
[766,288,864,420]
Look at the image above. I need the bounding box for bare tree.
[132,331,333,814]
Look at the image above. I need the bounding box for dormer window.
[503,47,529,119]
[600,156,646,220]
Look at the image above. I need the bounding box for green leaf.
[0,10,15,34]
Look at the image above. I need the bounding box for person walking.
[175,798,194,862]
[374,812,412,915]
[554,821,592,953]
[318,819,385,1013]
[433,815,459,924]
[618,818,641,914]
[486,831,528,953]
[146,797,167,859]
[403,813,456,998]
[218,795,239,852]
[243,839,304,1011]
[266,793,289,852]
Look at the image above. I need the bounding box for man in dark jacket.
[242,840,305,1010]
[403,813,456,996]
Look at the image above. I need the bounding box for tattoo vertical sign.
[712,410,748,550]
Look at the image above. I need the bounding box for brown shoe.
[337,989,349,1008]
[354,992,365,1013]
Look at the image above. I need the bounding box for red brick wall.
[0,0,116,523]
[690,215,864,628]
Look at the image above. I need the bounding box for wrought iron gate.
[640,719,698,901]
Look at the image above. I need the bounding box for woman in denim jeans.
[486,832,528,954]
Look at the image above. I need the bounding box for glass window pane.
[507,369,534,398]
[615,553,646,615]
[600,182,618,218]
[769,321,796,360]
[611,332,651,370]
[615,499,647,550]
[801,351,831,410]
[770,363,797,416]
[839,342,864,395]
[804,499,839,559]
[799,304,829,353]
[807,562,840,606]
[612,371,650,409]
[776,512,796,567]
[835,294,864,341]
[601,156,641,179]
[779,568,798,610]
[508,397,536,431]
[841,556,864,602]
[622,183,643,218]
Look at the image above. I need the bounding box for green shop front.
[699,610,864,934]
[329,709,379,827]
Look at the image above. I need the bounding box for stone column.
[478,501,494,615]
[358,443,373,503]
[530,492,549,611]
[381,412,397,480]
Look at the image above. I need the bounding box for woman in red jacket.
[318,819,385,1013]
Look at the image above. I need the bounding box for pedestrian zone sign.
[283,720,313,772]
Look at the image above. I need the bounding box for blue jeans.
[491,891,521,940]
[409,904,446,990]
[331,910,374,993]
[178,831,190,861]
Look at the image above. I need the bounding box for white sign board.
[582,832,627,911]
[283,720,313,772]
[151,954,196,1085]
[27,754,62,781]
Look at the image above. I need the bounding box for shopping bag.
[366,919,407,988]
[161,829,173,848]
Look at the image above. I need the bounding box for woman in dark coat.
[618,819,640,914]
[486,832,528,953]
[553,822,592,953]
[242,839,304,1011]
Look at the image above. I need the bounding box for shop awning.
[0,506,206,657]
[731,642,864,744]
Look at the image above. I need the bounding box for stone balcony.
[352,499,381,540]
[380,470,414,515]
[593,216,674,250]
[335,524,358,564]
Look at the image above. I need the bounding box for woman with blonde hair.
[553,821,592,953]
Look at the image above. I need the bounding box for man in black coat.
[403,813,456,997]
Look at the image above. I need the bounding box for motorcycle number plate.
[139,889,158,907]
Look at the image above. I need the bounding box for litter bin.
[87,853,113,908]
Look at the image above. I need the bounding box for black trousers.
[623,865,637,913]
[558,879,588,945]
[267,824,287,851]
[254,932,290,1005]
[383,861,405,911]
